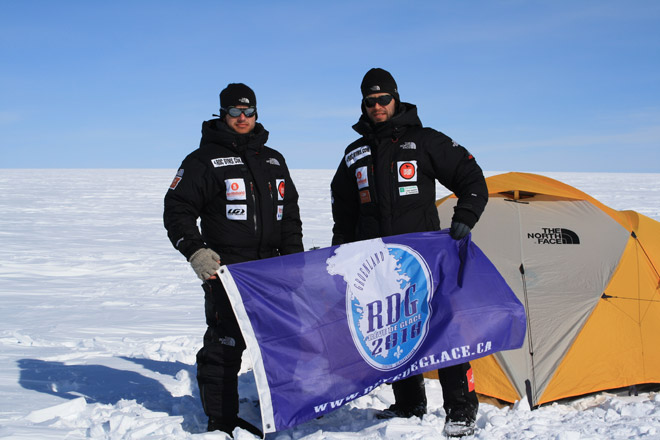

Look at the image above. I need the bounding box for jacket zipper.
[391,160,397,205]
[390,143,400,224]
[268,181,275,219]
[250,181,258,235]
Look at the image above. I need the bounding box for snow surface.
[1,169,660,440]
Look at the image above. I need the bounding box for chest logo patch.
[399,186,419,196]
[225,178,246,201]
[398,161,417,182]
[226,205,247,220]
[356,166,369,189]
[359,190,371,204]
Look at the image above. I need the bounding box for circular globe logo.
[328,240,433,371]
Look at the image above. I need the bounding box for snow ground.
[1,169,659,439]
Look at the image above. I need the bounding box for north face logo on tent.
[527,228,580,244]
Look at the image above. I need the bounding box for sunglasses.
[364,95,394,108]
[224,107,256,118]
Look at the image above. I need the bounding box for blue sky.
[2,1,659,172]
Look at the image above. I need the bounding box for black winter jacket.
[164,119,303,264]
[331,103,487,245]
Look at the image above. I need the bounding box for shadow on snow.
[17,357,204,433]
[18,357,395,436]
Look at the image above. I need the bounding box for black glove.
[450,208,478,240]
[449,221,471,240]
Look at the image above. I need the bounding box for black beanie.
[219,83,257,117]
[360,68,399,102]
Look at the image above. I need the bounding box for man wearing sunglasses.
[164,83,303,436]
[330,68,488,437]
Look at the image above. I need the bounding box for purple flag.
[218,231,525,433]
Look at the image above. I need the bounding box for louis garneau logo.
[528,227,580,244]
[326,238,433,371]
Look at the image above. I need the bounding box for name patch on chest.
[212,157,244,167]
[345,146,371,167]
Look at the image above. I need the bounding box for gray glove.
[189,248,221,280]
[449,221,471,240]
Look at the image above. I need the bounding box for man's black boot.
[375,374,427,419]
[207,417,262,438]
[442,408,476,437]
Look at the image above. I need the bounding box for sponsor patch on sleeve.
[169,168,184,190]
[277,205,284,221]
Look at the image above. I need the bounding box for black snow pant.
[392,362,478,418]
[196,278,246,421]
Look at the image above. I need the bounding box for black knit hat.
[360,68,399,102]
[219,83,257,118]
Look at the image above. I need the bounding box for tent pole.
[632,231,660,284]
[520,263,537,408]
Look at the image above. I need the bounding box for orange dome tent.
[436,172,660,407]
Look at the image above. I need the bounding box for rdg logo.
[348,244,433,371]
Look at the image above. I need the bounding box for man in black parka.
[331,68,488,437]
[164,83,303,436]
